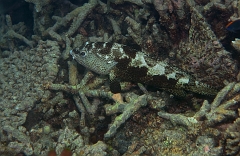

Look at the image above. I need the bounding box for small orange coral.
[112,93,124,103]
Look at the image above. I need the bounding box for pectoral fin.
[109,70,121,93]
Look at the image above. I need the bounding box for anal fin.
[164,88,187,97]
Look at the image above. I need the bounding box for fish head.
[70,42,118,75]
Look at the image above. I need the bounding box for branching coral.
[125,16,142,45]
[0,15,34,49]
[225,109,240,155]
[44,70,113,124]
[104,93,147,138]
[158,82,240,128]
[25,0,51,12]
[203,0,227,13]
[45,61,151,139]
[43,0,98,43]
[203,83,240,125]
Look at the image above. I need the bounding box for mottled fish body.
[70,42,218,96]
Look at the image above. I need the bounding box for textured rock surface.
[0,40,60,155]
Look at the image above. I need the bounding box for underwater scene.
[0,0,240,155]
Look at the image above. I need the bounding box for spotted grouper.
[70,42,218,97]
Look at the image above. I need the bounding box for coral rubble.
[0,0,240,155]
[0,40,60,155]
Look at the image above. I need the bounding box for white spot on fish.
[92,42,96,49]
[111,43,120,50]
[119,47,124,53]
[70,50,75,59]
[166,72,176,80]
[178,77,189,84]
[195,81,199,86]
[105,55,109,59]
[103,42,107,48]
[96,53,102,58]
[147,63,166,76]
[130,52,148,68]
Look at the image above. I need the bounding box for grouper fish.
[70,42,218,97]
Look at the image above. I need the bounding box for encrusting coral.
[174,0,237,88]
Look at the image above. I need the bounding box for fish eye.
[80,51,86,57]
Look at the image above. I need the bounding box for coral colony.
[0,0,240,155]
